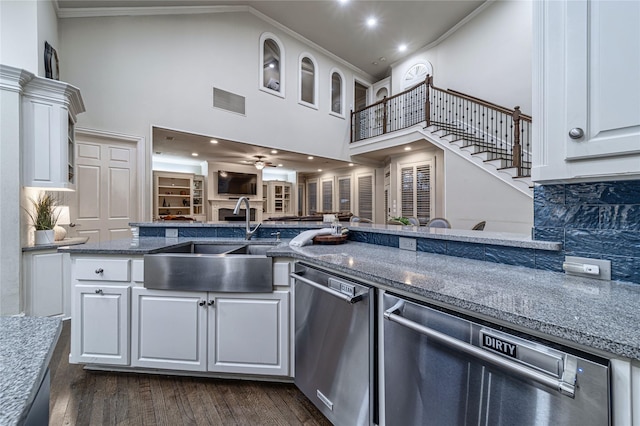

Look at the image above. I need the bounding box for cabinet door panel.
[566,0,640,160]
[70,285,129,365]
[30,252,64,317]
[209,291,289,376]
[132,288,207,371]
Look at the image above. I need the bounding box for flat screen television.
[217,171,258,195]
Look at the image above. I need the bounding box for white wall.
[391,0,532,114]
[0,0,59,76]
[444,152,533,233]
[59,11,370,164]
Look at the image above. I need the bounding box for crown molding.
[56,5,247,19]
[390,0,495,70]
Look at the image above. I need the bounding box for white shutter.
[321,179,333,212]
[338,176,351,213]
[399,162,432,221]
[357,175,373,220]
[307,180,317,215]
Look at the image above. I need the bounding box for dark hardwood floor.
[49,320,331,425]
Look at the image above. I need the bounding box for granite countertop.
[58,235,640,361]
[0,316,62,425]
[269,242,640,361]
[22,236,89,252]
[130,221,562,251]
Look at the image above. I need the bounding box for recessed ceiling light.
[191,152,199,157]
[210,139,218,144]
[348,163,354,167]
[278,164,283,167]
[269,63,275,69]
[338,0,348,4]
[271,149,278,154]
[317,169,323,172]
[398,44,407,52]
[241,160,250,163]
[366,17,377,28]
[308,156,314,160]
[404,146,412,151]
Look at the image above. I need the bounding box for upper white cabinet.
[22,77,85,190]
[532,0,640,183]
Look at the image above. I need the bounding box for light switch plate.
[165,228,178,238]
[399,237,417,251]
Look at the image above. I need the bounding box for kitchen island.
[0,316,62,425]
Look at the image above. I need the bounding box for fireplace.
[218,208,256,222]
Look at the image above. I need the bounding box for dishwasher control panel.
[328,277,356,296]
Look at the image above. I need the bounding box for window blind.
[357,175,373,220]
[338,177,351,213]
[307,181,317,215]
[322,180,333,212]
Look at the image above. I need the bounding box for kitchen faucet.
[233,196,261,240]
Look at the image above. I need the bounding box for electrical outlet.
[165,228,178,238]
[563,256,611,280]
[399,237,417,251]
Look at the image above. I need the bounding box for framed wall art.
[44,41,59,80]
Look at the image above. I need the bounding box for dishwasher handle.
[290,272,363,304]
[384,307,577,398]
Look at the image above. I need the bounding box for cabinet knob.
[95,268,104,275]
[95,289,103,295]
[208,300,215,306]
[198,300,206,307]
[568,128,584,139]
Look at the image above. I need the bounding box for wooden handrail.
[432,86,532,121]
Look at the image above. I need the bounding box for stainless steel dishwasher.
[382,292,610,426]
[291,262,375,426]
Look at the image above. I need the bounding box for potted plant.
[26,193,60,245]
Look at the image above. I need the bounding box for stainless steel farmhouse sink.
[144,243,275,292]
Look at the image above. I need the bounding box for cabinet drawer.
[75,258,131,282]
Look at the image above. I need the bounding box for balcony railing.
[350,76,532,177]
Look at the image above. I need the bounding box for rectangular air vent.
[213,87,246,115]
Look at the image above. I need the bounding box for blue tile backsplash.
[533,180,640,284]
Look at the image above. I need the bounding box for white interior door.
[74,131,141,243]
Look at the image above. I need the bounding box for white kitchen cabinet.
[22,77,85,190]
[22,251,70,317]
[70,284,130,365]
[532,0,640,183]
[131,288,208,372]
[208,291,289,376]
[131,287,290,376]
[69,255,141,366]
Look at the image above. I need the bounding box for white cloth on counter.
[289,228,334,247]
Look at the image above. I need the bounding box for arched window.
[402,63,432,90]
[260,33,285,97]
[329,68,345,117]
[299,53,318,108]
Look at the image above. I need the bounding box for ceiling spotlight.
[254,160,265,170]
[338,0,349,4]
[269,63,275,69]
[404,146,412,151]
[271,149,278,154]
[398,44,407,52]
[366,17,377,28]
[191,152,199,157]
[308,156,314,160]
[278,164,283,167]
[219,171,228,178]
[348,163,354,167]
[210,139,218,144]
[317,169,323,172]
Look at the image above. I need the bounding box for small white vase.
[34,229,55,245]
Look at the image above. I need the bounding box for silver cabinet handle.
[95,268,104,275]
[568,128,584,139]
[290,272,362,303]
[95,289,103,295]
[383,307,577,398]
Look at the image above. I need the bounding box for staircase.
[350,76,533,196]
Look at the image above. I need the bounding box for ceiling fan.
[253,155,276,170]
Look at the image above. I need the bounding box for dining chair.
[426,217,451,228]
[408,217,420,226]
